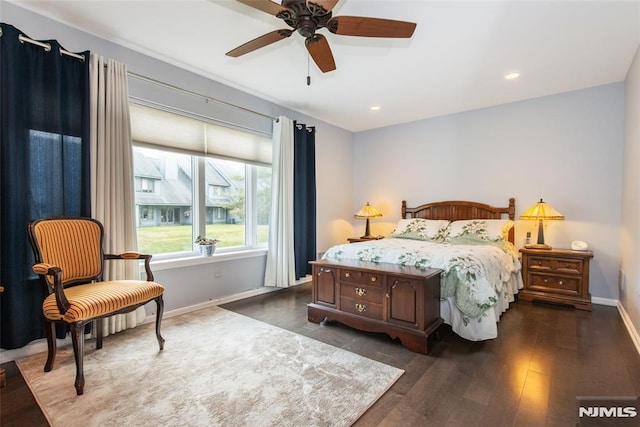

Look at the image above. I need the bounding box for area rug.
[16,306,403,427]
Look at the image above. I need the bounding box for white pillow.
[447,219,514,243]
[391,218,450,242]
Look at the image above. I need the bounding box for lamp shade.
[354,202,382,239]
[354,203,382,219]
[519,199,565,221]
[519,199,564,249]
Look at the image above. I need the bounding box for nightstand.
[347,236,383,243]
[519,248,593,310]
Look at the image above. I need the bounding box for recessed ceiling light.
[505,72,520,80]
[370,105,381,111]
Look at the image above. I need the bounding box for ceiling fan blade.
[305,34,336,73]
[226,29,293,57]
[306,0,339,14]
[328,16,417,38]
[235,0,290,17]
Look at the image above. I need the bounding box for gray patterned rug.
[16,306,403,427]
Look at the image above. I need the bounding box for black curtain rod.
[6,28,279,123]
[7,29,86,61]
[296,124,315,132]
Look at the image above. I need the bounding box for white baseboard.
[592,296,618,306]
[0,281,311,364]
[148,286,283,322]
[616,301,640,357]
[0,337,66,364]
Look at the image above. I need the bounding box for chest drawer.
[529,273,580,294]
[528,256,583,274]
[340,282,385,304]
[341,269,383,287]
[340,296,384,320]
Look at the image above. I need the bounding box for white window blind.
[130,103,272,165]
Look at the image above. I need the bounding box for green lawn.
[137,224,268,255]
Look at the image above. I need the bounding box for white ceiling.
[7,0,640,132]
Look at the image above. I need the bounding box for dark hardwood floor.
[2,282,639,426]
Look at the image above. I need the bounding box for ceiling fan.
[226,0,417,73]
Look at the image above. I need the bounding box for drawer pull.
[565,264,571,268]
[355,287,366,297]
[355,303,366,313]
[371,277,377,283]
[559,280,563,285]
[345,272,350,278]
[544,278,548,283]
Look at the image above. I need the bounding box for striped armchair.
[28,217,165,395]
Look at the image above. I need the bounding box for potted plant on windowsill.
[195,236,220,256]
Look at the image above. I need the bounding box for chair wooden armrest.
[104,252,154,281]
[32,262,70,315]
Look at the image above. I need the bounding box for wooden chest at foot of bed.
[307,259,443,354]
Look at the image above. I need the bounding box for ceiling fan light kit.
[227,0,417,73]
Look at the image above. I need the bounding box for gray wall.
[622,45,640,337]
[3,2,355,314]
[351,84,624,301]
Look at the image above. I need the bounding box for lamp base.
[360,234,377,239]
[528,243,552,250]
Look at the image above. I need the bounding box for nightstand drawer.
[340,282,384,304]
[340,296,384,320]
[341,269,383,287]
[528,256,583,274]
[529,273,580,294]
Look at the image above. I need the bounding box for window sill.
[149,248,268,271]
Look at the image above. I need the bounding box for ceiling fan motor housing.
[278,0,333,37]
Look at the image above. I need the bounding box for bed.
[321,198,523,341]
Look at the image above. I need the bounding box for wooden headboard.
[401,198,516,243]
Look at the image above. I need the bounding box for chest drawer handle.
[345,272,350,278]
[371,277,377,283]
[355,303,366,313]
[559,280,563,285]
[565,264,571,268]
[543,278,548,283]
[355,287,366,296]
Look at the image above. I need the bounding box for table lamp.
[354,202,382,239]
[519,198,564,249]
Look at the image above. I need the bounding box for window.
[140,178,154,193]
[134,147,193,254]
[130,104,271,257]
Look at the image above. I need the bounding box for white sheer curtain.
[264,116,296,287]
[90,54,146,335]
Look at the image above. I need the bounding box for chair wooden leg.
[96,318,103,350]
[155,296,165,351]
[43,320,56,372]
[70,322,85,395]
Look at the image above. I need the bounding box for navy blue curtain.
[0,23,90,349]
[293,122,316,279]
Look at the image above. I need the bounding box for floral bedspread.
[322,238,521,324]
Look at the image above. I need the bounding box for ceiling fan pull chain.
[307,52,311,86]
